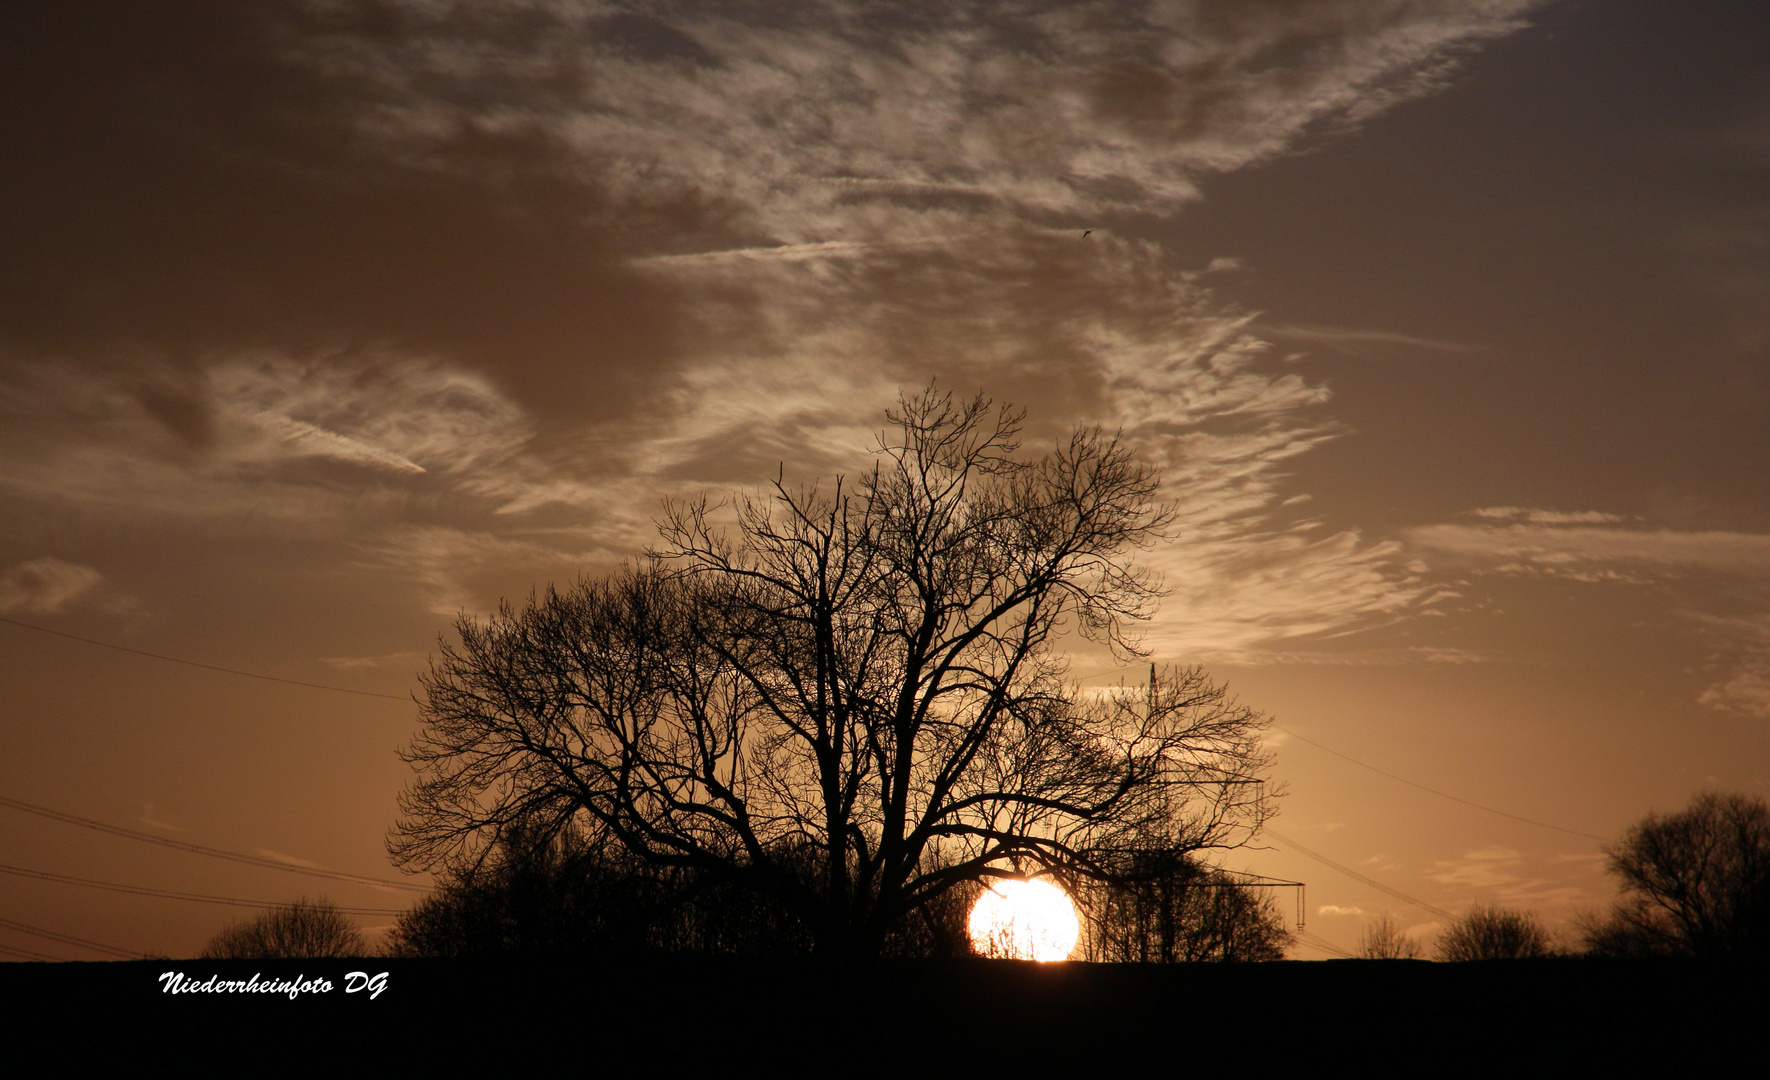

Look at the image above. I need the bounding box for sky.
[2,0,1767,961]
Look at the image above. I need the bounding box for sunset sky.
[3,0,1767,960]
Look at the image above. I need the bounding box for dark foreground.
[6,957,1762,1070]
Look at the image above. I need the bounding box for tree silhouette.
[389,822,821,957]
[1081,850,1292,961]
[1580,791,1770,959]
[200,897,366,959]
[391,387,1278,958]
[1356,913,1425,959]
[1433,904,1554,961]
[389,822,981,958]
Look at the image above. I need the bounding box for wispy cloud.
[1407,511,1770,717]
[1469,507,1629,524]
[320,650,432,671]
[0,0,1543,638]
[1408,518,1770,576]
[133,802,188,834]
[1260,322,1481,354]
[322,0,1539,238]
[1427,845,1606,911]
[252,848,324,870]
[0,355,539,523]
[1691,614,1770,720]
[0,557,118,616]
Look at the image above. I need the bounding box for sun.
[967,878,1081,961]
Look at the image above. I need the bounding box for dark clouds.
[2,0,1540,635]
[0,2,679,414]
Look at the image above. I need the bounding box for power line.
[0,915,142,959]
[0,941,68,962]
[1293,927,1355,959]
[0,795,428,893]
[1272,724,1609,842]
[0,863,407,915]
[1265,828,1455,921]
[5,613,1604,841]
[0,615,413,702]
[1212,870,1305,888]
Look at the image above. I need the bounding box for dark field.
[6,958,1760,1069]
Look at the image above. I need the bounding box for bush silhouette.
[200,898,366,959]
[1358,914,1425,959]
[1434,904,1553,961]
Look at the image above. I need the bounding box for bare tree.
[1581,791,1770,959]
[1433,904,1554,961]
[200,898,366,959]
[1082,851,1293,961]
[1357,913,1425,959]
[391,387,1278,958]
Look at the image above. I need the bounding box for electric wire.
[0,915,142,959]
[0,795,428,893]
[1265,828,1454,921]
[0,863,407,915]
[0,600,1616,948]
[0,615,412,702]
[0,941,68,962]
[1293,928,1356,959]
[3,614,1611,844]
[1272,724,1608,842]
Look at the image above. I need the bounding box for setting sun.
[967,879,1081,961]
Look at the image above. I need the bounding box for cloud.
[0,557,111,615]
[1427,846,1606,911]
[1689,614,1770,720]
[252,848,324,869]
[317,0,1539,237]
[320,650,432,671]
[0,1,1543,633]
[365,525,626,616]
[1260,323,1480,354]
[1206,645,1499,666]
[1428,845,1525,891]
[1406,512,1770,719]
[0,354,555,525]
[1317,904,1365,916]
[1469,507,1630,524]
[1699,666,1770,719]
[1408,520,1770,577]
[133,802,189,834]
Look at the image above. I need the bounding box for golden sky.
[2,0,1767,959]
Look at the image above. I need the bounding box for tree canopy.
[1433,904,1554,961]
[1582,791,1770,959]
[390,387,1278,957]
[1356,914,1425,960]
[200,898,366,960]
[1081,851,1293,962]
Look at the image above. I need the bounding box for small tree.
[391,388,1278,958]
[1434,904,1553,961]
[1082,851,1293,962]
[388,823,816,957]
[200,898,366,959]
[1581,791,1770,959]
[1357,913,1425,959]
